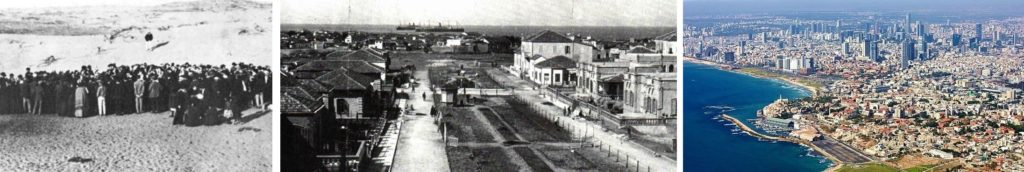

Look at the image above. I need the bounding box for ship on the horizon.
[415,23,464,32]
[396,22,419,30]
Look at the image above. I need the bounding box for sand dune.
[0,0,272,73]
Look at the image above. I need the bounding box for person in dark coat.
[31,80,45,115]
[183,91,205,127]
[20,79,30,114]
[169,88,186,125]
[148,78,162,113]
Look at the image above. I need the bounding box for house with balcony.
[512,30,599,87]
[623,72,677,118]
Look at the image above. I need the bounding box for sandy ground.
[0,109,271,172]
[485,66,678,172]
[0,0,272,73]
[890,154,944,169]
[392,69,451,172]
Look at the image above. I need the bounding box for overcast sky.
[0,0,271,9]
[684,0,1024,16]
[282,0,675,27]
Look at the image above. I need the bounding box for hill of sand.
[0,0,272,73]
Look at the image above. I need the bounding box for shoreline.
[720,114,842,169]
[687,57,840,169]
[683,57,819,97]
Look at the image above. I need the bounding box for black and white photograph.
[0,0,273,171]
[279,0,678,171]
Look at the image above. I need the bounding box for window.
[564,46,571,54]
[554,74,561,82]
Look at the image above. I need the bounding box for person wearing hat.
[133,74,146,113]
[74,79,89,117]
[169,88,186,125]
[19,77,31,114]
[31,80,44,115]
[148,76,163,113]
[183,86,205,127]
[97,80,107,116]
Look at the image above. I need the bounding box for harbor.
[719,114,871,166]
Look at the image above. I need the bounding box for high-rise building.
[952,33,962,46]
[738,41,746,54]
[862,39,871,58]
[723,52,736,63]
[843,41,851,55]
[976,23,983,40]
[905,13,912,32]
[902,40,915,69]
[918,39,928,60]
[917,21,926,36]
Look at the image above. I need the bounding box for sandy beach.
[683,57,819,96]
[0,109,271,172]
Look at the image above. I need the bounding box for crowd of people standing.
[0,63,271,126]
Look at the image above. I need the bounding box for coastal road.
[391,70,451,172]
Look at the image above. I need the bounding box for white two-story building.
[513,30,598,87]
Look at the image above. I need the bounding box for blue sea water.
[683,62,830,171]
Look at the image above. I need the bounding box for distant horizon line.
[281,23,676,28]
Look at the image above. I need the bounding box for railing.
[620,118,677,126]
[542,87,675,127]
[458,88,513,96]
[338,117,383,126]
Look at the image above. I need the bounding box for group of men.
[0,63,272,126]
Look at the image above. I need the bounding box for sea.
[281,24,674,41]
[683,61,831,171]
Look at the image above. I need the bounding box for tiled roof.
[293,60,383,74]
[281,87,323,113]
[297,79,329,93]
[534,56,577,69]
[325,49,386,63]
[315,70,366,90]
[524,30,572,43]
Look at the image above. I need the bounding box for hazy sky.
[684,0,1024,16]
[283,0,676,27]
[0,0,271,9]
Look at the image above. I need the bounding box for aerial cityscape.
[280,0,677,171]
[684,0,1024,171]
